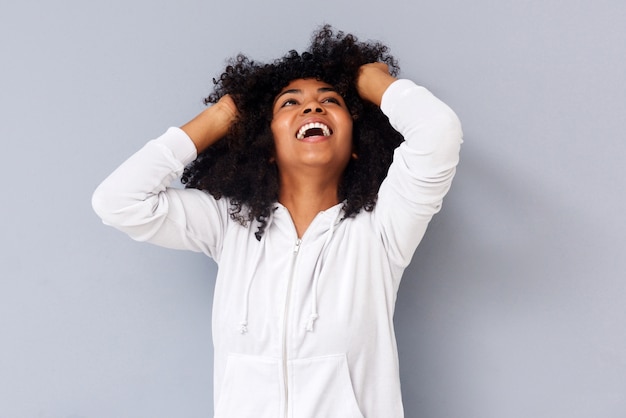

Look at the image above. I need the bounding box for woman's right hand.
[181,94,239,153]
[215,94,238,121]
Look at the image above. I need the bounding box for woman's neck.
[278,178,340,238]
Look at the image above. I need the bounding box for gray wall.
[1,0,625,417]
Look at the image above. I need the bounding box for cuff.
[154,127,198,165]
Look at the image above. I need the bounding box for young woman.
[92,26,462,418]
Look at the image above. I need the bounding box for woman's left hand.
[356,62,397,107]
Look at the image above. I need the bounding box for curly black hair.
[181,25,404,240]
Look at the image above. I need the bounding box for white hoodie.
[92,79,463,418]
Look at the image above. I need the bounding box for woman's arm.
[92,97,239,257]
[359,65,463,268]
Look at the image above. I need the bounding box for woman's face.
[270,78,353,179]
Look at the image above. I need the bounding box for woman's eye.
[322,97,340,105]
[281,99,298,107]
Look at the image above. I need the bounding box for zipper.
[282,238,301,418]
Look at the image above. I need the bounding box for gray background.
[1,0,625,417]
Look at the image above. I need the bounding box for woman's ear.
[351,143,359,160]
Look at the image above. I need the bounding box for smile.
[296,122,333,140]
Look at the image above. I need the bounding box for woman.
[92,26,462,418]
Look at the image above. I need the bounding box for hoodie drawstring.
[239,214,274,334]
[305,210,341,332]
[239,249,262,334]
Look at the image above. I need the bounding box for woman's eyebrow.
[274,87,339,104]
[274,89,301,103]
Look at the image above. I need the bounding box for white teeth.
[296,122,331,140]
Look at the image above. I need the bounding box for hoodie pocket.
[214,354,281,418]
[291,354,365,418]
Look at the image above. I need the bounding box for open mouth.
[296,122,333,140]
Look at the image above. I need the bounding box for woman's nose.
[303,106,324,114]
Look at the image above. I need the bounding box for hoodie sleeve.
[91,127,227,259]
[376,79,463,268]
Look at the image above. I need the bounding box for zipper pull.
[293,238,302,254]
